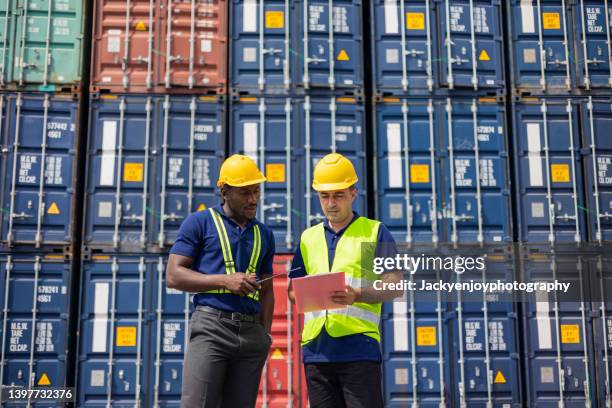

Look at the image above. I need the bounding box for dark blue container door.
[371,0,436,94]
[580,97,612,244]
[440,98,512,244]
[1,93,77,246]
[449,254,521,407]
[0,255,71,395]
[300,96,367,229]
[509,0,575,93]
[591,254,612,408]
[77,256,152,407]
[85,96,154,250]
[573,2,612,90]
[375,99,443,245]
[153,96,225,250]
[148,256,191,407]
[296,0,363,89]
[381,283,451,407]
[230,97,298,253]
[230,0,293,92]
[439,0,505,90]
[521,254,596,407]
[513,99,586,244]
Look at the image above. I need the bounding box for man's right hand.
[224,273,261,297]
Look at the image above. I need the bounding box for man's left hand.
[330,285,361,305]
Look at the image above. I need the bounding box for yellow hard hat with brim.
[217,154,267,187]
[312,153,358,192]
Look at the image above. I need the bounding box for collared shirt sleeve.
[170,212,204,258]
[289,238,307,278]
[375,224,398,260]
[259,227,275,276]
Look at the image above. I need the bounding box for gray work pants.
[180,307,271,408]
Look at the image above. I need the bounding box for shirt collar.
[213,204,258,230]
[323,211,359,236]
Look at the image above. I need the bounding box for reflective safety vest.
[299,217,381,344]
[205,208,262,301]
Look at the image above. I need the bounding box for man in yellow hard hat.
[288,153,402,408]
[166,154,275,407]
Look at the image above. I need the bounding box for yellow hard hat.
[217,154,266,187]
[312,153,358,191]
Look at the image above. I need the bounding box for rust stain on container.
[91,0,227,94]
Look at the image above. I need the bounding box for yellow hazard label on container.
[542,12,561,29]
[416,326,436,346]
[410,164,430,183]
[116,326,137,347]
[266,163,286,182]
[560,324,580,344]
[265,11,284,29]
[479,49,491,61]
[197,203,206,212]
[123,162,144,182]
[271,348,284,359]
[406,12,425,30]
[493,370,506,384]
[47,202,60,215]
[134,21,147,31]
[550,164,570,183]
[337,49,350,61]
[37,373,51,386]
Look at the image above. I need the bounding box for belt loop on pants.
[196,305,259,323]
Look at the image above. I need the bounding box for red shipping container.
[257,254,309,408]
[90,0,227,94]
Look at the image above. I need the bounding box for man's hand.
[330,285,361,305]
[224,273,261,297]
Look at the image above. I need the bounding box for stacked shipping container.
[0,0,610,407]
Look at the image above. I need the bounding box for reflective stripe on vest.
[299,217,381,344]
[205,208,262,301]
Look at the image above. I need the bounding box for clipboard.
[292,272,346,313]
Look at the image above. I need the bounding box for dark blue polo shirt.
[290,212,397,363]
[170,204,275,314]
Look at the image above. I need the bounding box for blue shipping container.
[371,0,437,94]
[580,97,612,244]
[0,93,80,247]
[521,253,597,407]
[0,254,73,399]
[77,255,159,407]
[229,95,367,252]
[374,97,512,245]
[84,95,225,251]
[591,254,612,408]
[508,0,576,94]
[438,0,505,90]
[295,0,363,90]
[230,0,293,93]
[572,1,612,91]
[512,98,587,244]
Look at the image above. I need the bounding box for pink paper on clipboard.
[292,272,347,313]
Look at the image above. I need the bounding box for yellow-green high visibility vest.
[299,216,381,344]
[205,208,262,301]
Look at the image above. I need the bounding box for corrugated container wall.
[374,97,512,245]
[76,254,307,407]
[508,0,577,95]
[0,93,83,248]
[572,1,612,92]
[370,0,505,96]
[0,0,86,90]
[83,94,225,253]
[229,96,367,252]
[90,0,228,94]
[0,253,76,392]
[512,98,587,244]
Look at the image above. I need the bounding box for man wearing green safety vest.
[166,154,275,408]
[289,153,403,408]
